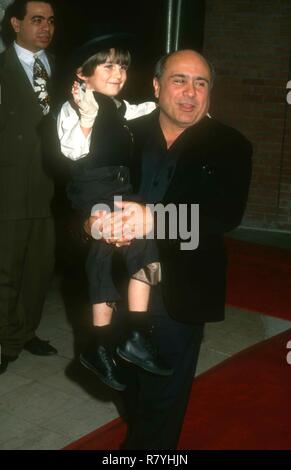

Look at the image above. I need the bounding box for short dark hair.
[6,0,54,20]
[154,51,215,88]
[154,53,171,80]
[1,0,55,46]
[80,48,131,77]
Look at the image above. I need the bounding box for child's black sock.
[91,324,115,351]
[126,311,151,334]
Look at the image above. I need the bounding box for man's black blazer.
[130,111,252,323]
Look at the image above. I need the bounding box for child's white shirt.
[57,100,156,161]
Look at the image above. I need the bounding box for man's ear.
[11,17,20,33]
[153,78,160,99]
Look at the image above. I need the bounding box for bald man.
[105,50,252,449]
[58,49,252,449]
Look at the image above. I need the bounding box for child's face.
[81,54,128,97]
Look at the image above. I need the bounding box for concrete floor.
[0,228,290,450]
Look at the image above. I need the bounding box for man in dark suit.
[87,49,252,449]
[0,0,58,374]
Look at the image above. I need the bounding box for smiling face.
[11,1,55,53]
[78,49,128,97]
[153,50,211,134]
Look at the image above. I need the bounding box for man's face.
[153,50,211,131]
[11,1,55,52]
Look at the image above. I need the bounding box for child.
[58,35,172,391]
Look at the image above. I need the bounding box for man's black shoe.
[80,346,126,392]
[116,331,173,376]
[0,354,18,375]
[23,337,58,356]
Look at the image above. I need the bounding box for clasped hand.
[84,200,154,247]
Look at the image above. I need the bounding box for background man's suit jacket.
[0,46,55,220]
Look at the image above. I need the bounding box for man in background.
[0,0,58,374]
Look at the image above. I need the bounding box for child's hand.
[72,81,99,129]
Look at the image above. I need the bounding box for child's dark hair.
[80,48,131,77]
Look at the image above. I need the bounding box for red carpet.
[178,328,291,450]
[64,329,291,450]
[225,238,291,321]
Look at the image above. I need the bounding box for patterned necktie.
[33,56,50,115]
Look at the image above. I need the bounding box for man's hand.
[102,200,154,243]
[83,215,98,237]
[72,81,99,129]
[84,201,154,246]
[83,209,131,247]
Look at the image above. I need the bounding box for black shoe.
[80,346,126,392]
[23,337,58,356]
[116,331,173,376]
[0,354,18,375]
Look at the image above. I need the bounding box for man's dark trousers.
[0,218,55,357]
[121,286,204,450]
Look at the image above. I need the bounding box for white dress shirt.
[57,100,157,161]
[14,41,51,87]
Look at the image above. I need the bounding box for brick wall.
[203,0,291,231]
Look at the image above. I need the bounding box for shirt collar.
[14,41,46,65]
